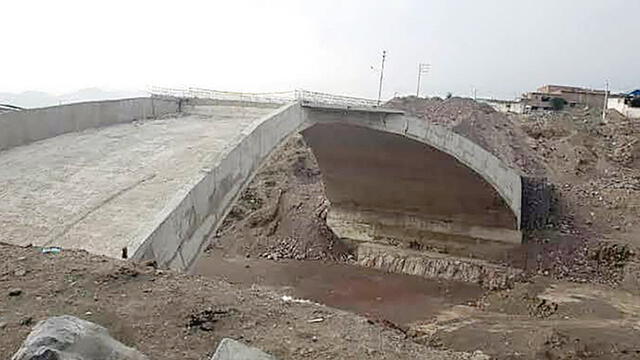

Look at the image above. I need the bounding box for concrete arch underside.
[136,102,522,270]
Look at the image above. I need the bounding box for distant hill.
[0,88,147,109]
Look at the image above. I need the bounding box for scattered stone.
[10,315,148,360]
[188,308,238,332]
[211,338,276,360]
[200,321,215,332]
[19,317,33,326]
[140,259,157,268]
[307,318,324,323]
[0,321,7,330]
[9,288,23,297]
[14,269,27,277]
[41,247,61,255]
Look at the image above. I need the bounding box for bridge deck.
[0,104,276,258]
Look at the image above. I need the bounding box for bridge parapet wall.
[0,97,179,151]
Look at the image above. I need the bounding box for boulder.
[211,338,276,360]
[11,315,148,360]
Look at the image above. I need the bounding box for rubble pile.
[387,96,545,176]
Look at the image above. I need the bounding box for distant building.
[476,98,525,114]
[608,90,640,119]
[523,85,608,111]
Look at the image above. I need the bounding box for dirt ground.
[0,243,486,360]
[193,251,484,326]
[410,277,640,359]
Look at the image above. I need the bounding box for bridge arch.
[134,101,522,270]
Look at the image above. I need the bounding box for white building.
[477,98,525,114]
[608,97,640,119]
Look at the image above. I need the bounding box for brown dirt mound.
[386,96,546,176]
[209,135,351,262]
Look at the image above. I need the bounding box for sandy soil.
[410,277,640,359]
[0,242,485,360]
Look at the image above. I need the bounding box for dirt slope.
[387,96,546,176]
[209,135,350,262]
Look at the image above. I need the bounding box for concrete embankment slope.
[0,100,286,268]
[133,102,306,270]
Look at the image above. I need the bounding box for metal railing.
[294,89,380,107]
[150,87,295,104]
[149,86,382,108]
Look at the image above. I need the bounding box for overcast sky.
[2,0,638,100]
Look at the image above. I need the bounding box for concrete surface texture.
[0,103,277,264]
[0,98,522,270]
[211,338,276,360]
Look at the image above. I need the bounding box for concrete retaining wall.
[132,102,307,270]
[0,97,180,151]
[521,177,554,230]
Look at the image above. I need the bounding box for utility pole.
[377,50,387,105]
[416,63,431,97]
[602,80,609,123]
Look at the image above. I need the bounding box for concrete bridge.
[0,91,522,270]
